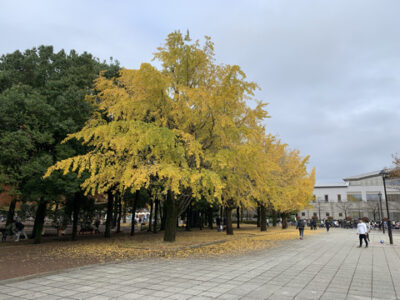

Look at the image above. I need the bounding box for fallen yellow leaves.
[44,225,321,262]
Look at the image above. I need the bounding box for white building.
[300,170,400,221]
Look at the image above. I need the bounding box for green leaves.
[0,46,118,202]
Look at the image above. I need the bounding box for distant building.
[299,170,400,221]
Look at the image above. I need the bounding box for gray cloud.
[1,0,399,183]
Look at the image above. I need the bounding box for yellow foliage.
[45,31,315,214]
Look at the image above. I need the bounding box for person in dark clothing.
[296,218,305,239]
[325,220,330,232]
[216,216,221,232]
[94,219,101,234]
[14,220,27,242]
[311,219,317,230]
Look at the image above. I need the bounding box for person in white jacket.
[357,218,368,248]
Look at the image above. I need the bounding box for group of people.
[296,217,371,248]
[1,219,28,242]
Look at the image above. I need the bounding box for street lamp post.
[380,170,393,245]
[378,192,385,234]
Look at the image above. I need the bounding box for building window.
[301,212,305,216]
[347,193,362,202]
[366,193,380,201]
[326,212,330,217]
[324,195,328,202]
[339,213,343,217]
[337,194,341,202]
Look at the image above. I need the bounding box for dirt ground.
[0,224,320,280]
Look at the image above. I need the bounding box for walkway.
[1,229,399,300]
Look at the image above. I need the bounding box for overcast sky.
[1,0,399,184]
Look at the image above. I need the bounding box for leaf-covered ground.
[0,225,321,280]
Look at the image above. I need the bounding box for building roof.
[314,183,347,189]
[343,170,382,181]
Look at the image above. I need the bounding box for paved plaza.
[0,229,399,300]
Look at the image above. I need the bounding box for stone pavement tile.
[114,286,140,293]
[267,294,293,300]
[179,288,203,296]
[199,290,224,298]
[346,295,371,300]
[86,295,110,300]
[325,287,349,294]
[197,282,220,289]
[134,288,160,296]
[190,296,214,300]
[245,287,275,299]
[0,296,17,300]
[69,292,99,299]
[319,292,347,300]
[0,286,18,294]
[293,290,323,300]
[99,290,128,297]
[4,289,32,297]
[165,293,193,300]
[23,291,54,299]
[40,295,61,300]
[215,294,241,300]
[269,286,302,298]
[147,290,174,298]
[372,292,397,299]
[225,283,261,296]
[40,287,67,294]
[49,289,80,297]
[116,293,142,300]
[348,290,372,298]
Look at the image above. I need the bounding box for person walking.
[311,218,317,230]
[357,218,368,248]
[296,217,305,240]
[14,220,28,242]
[216,216,222,232]
[325,219,330,232]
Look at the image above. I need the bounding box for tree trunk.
[153,198,159,233]
[116,193,122,233]
[112,194,118,229]
[160,202,166,230]
[199,211,203,230]
[236,207,240,229]
[260,205,267,231]
[122,197,127,223]
[105,191,113,238]
[148,200,153,232]
[257,205,261,227]
[33,200,47,244]
[6,198,17,227]
[272,210,277,227]
[164,190,176,242]
[72,193,80,241]
[281,213,288,229]
[208,208,213,229]
[130,191,138,236]
[185,202,191,231]
[225,207,233,235]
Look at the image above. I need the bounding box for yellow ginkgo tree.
[154,31,270,235]
[45,62,223,241]
[45,30,315,241]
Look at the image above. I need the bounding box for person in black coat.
[296,218,305,240]
[325,219,331,232]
